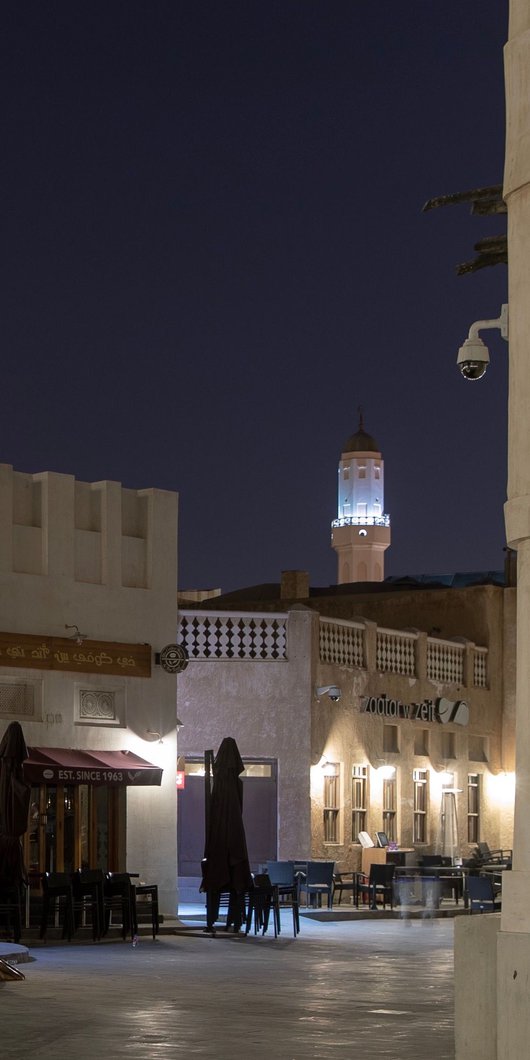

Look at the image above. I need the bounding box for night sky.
[3,2,508,593]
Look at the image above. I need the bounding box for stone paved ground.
[0,916,455,1059]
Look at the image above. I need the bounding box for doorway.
[25,782,124,888]
[178,758,278,877]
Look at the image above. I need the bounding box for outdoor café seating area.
[331,844,512,914]
[0,870,159,944]
[202,860,336,937]
[198,847,512,935]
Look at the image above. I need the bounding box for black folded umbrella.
[201,737,253,931]
[0,722,31,888]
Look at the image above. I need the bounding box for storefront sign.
[361,693,469,726]
[0,631,151,678]
[159,643,189,674]
[24,747,163,786]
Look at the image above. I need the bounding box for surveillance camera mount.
[457,304,508,381]
[468,303,509,343]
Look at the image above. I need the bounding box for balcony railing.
[320,617,365,669]
[176,610,488,687]
[319,617,488,688]
[177,611,288,660]
[376,627,416,676]
[331,514,390,528]
[427,637,465,685]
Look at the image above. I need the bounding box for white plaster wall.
[454,914,499,1060]
[177,607,315,860]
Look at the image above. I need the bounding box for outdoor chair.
[246,873,280,937]
[40,871,75,941]
[0,882,22,943]
[266,860,300,933]
[467,874,502,914]
[476,842,512,868]
[333,871,356,905]
[298,861,335,909]
[103,872,138,941]
[206,889,248,932]
[135,883,159,939]
[72,869,105,941]
[355,863,395,910]
[266,860,295,891]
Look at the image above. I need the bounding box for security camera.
[457,336,490,380]
[316,685,342,702]
[456,304,508,381]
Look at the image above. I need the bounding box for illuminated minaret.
[331,413,391,583]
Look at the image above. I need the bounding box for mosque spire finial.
[358,404,364,432]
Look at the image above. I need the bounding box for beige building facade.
[0,464,179,915]
[177,572,515,895]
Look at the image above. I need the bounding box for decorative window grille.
[382,775,397,842]
[319,618,364,668]
[177,612,287,660]
[352,765,367,840]
[376,629,416,676]
[79,689,117,721]
[75,684,124,727]
[323,764,340,843]
[0,682,35,717]
[467,773,480,843]
[413,768,428,844]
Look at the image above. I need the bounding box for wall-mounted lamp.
[322,760,339,777]
[457,303,508,381]
[176,716,184,731]
[439,770,455,787]
[377,765,396,779]
[65,624,88,645]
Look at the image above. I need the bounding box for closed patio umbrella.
[201,737,252,931]
[0,722,31,889]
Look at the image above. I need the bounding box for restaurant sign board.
[0,631,151,678]
[361,693,469,726]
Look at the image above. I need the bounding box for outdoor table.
[393,865,467,908]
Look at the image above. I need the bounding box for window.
[413,768,428,843]
[352,765,367,840]
[468,735,488,763]
[468,773,480,843]
[357,502,367,517]
[414,729,429,756]
[441,731,456,759]
[374,466,381,480]
[383,725,399,753]
[358,466,366,479]
[323,763,340,843]
[343,468,350,481]
[382,774,397,842]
